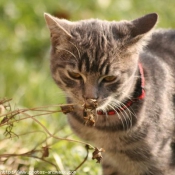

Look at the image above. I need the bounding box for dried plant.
[0,98,104,172]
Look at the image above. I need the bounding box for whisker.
[69,41,81,59]
[96,105,109,125]
[108,102,126,130]
[112,97,137,129]
[59,47,77,59]
[110,98,134,130]
[116,101,132,129]
[119,92,138,118]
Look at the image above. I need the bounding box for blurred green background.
[0,0,175,174]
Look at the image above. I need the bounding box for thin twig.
[0,98,98,171]
[22,112,95,149]
[0,130,47,142]
[0,103,76,118]
[72,145,91,173]
[0,150,58,170]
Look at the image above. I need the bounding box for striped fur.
[45,13,175,175]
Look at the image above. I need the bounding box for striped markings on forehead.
[78,52,111,75]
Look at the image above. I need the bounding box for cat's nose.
[84,98,98,110]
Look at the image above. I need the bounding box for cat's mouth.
[82,98,120,117]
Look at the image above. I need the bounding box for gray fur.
[44,13,175,175]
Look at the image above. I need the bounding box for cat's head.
[44,13,157,113]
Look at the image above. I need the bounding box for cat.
[44,13,175,175]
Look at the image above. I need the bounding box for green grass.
[1,0,175,174]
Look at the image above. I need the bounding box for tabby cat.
[44,13,175,175]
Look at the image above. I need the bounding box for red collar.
[97,63,145,115]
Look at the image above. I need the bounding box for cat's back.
[144,29,175,70]
[141,29,175,107]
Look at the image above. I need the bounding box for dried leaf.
[42,146,50,158]
[84,114,95,127]
[92,147,105,163]
[60,105,74,114]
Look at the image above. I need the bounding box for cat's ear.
[131,13,158,37]
[44,13,72,44]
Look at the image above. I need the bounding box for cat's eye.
[102,76,117,83]
[68,71,82,79]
